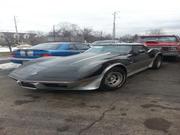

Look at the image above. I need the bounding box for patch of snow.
[0,62,20,70]
[0,47,18,52]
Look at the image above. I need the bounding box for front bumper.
[9,75,103,91]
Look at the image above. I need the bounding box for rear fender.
[154,52,163,60]
[149,52,163,68]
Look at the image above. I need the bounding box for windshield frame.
[85,45,133,54]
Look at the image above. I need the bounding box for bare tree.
[55,23,82,41]
[82,28,93,42]
[147,29,164,35]
[3,33,16,53]
[26,31,47,45]
[47,22,112,42]
[119,34,139,43]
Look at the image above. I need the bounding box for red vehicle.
[138,35,180,57]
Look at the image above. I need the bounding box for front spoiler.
[9,75,102,91]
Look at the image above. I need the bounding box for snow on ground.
[0,63,20,70]
[0,47,18,52]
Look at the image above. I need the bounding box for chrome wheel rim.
[105,72,123,88]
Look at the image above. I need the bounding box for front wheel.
[100,67,127,90]
[152,55,162,69]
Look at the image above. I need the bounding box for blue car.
[11,42,90,64]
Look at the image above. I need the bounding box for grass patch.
[0,52,11,57]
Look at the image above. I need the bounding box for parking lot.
[0,61,180,135]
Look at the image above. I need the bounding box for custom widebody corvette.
[9,43,162,90]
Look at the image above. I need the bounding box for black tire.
[152,55,162,69]
[100,67,127,90]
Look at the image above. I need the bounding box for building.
[0,32,47,46]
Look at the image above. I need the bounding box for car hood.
[9,52,127,82]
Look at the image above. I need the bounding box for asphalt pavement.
[0,61,180,135]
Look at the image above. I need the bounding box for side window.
[133,46,146,54]
[68,44,77,50]
[133,46,139,53]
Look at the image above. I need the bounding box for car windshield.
[30,43,61,50]
[86,45,132,54]
[141,36,177,42]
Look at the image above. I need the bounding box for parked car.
[9,43,162,91]
[11,42,90,64]
[138,35,180,57]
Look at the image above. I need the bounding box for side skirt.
[127,66,149,77]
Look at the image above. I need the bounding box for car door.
[132,45,152,70]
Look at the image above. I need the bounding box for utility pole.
[100,31,103,40]
[53,25,56,41]
[14,16,18,34]
[112,11,119,40]
[14,16,19,44]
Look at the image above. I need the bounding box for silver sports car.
[9,43,162,90]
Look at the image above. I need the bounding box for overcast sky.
[0,0,180,36]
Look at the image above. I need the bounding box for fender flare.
[153,52,163,62]
[101,63,127,77]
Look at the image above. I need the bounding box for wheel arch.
[99,63,127,90]
[102,63,127,76]
[157,52,163,57]
[153,52,163,62]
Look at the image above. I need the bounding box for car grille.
[42,83,68,88]
[162,47,177,51]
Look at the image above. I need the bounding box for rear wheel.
[152,55,162,69]
[100,67,127,90]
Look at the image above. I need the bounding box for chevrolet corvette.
[9,43,162,90]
